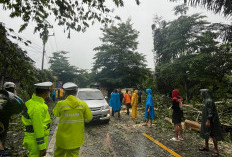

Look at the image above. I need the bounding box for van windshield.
[78,91,104,100]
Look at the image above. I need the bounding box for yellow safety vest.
[53,95,92,149]
[22,94,51,150]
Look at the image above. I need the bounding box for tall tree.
[49,51,78,83]
[93,20,148,91]
[49,51,93,87]
[153,8,214,65]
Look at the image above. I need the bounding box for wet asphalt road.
[79,109,173,157]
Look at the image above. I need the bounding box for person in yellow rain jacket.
[53,82,92,157]
[22,82,52,157]
[59,88,64,100]
[131,89,138,120]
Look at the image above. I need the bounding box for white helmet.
[3,82,16,89]
[63,82,78,90]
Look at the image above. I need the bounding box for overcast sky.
[0,0,230,71]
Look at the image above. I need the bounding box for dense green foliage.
[93,20,149,91]
[152,5,232,136]
[0,0,139,36]
[153,6,232,102]
[184,0,232,16]
[170,0,232,42]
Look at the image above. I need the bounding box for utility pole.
[41,24,54,70]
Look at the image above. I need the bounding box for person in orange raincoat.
[131,90,138,120]
[124,89,131,115]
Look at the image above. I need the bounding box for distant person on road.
[0,82,24,156]
[53,82,92,157]
[131,89,138,120]
[22,82,52,157]
[59,88,64,100]
[143,89,155,128]
[51,88,57,102]
[118,88,124,106]
[109,89,121,118]
[124,89,131,115]
[138,89,142,106]
[199,89,223,157]
[170,89,184,141]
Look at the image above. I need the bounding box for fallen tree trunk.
[185,120,201,132]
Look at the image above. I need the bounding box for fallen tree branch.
[185,120,201,132]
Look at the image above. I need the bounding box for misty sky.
[0,0,230,71]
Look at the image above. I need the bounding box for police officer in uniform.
[53,82,92,157]
[22,82,52,157]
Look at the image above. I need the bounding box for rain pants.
[22,94,51,157]
[144,89,155,120]
[131,90,138,119]
[53,95,92,157]
[109,93,121,112]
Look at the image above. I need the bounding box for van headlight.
[102,104,109,110]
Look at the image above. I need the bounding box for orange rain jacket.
[124,93,131,104]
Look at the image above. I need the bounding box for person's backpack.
[0,90,24,116]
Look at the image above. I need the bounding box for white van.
[77,88,110,123]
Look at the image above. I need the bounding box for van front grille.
[90,107,101,111]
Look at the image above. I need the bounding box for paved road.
[46,108,231,157]
[79,110,173,157]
